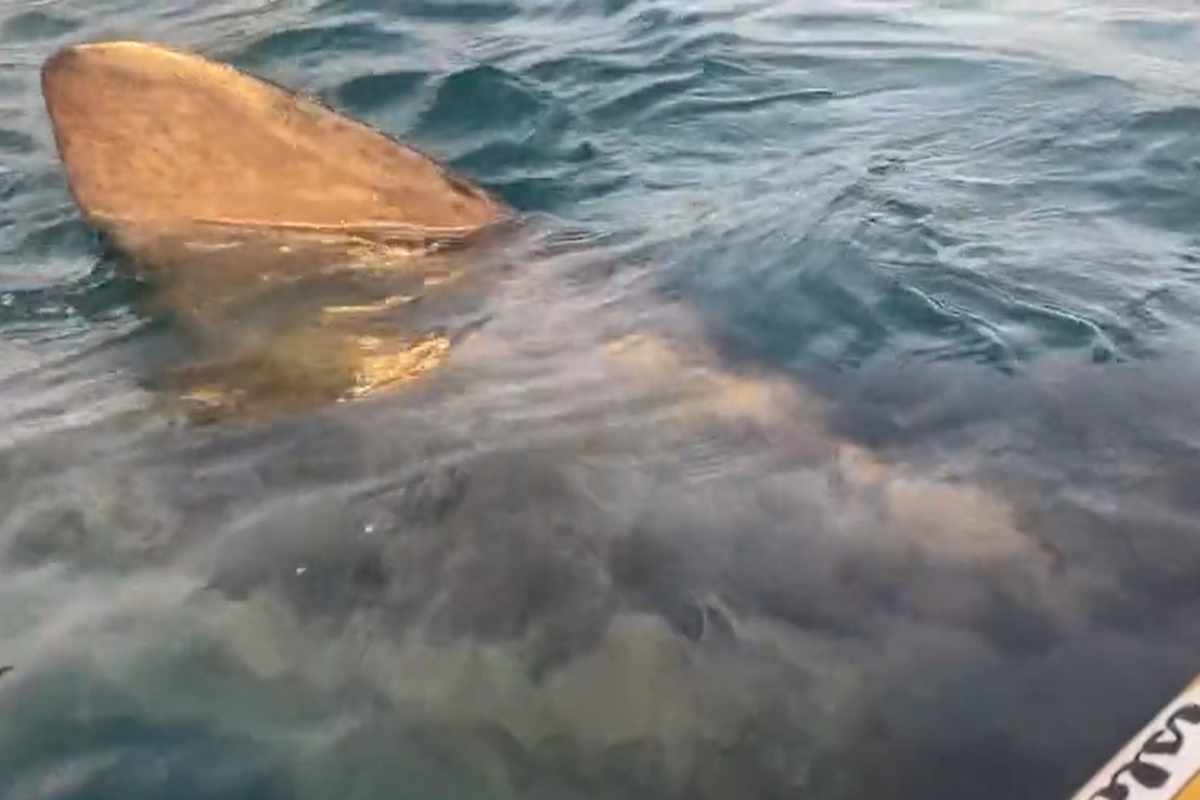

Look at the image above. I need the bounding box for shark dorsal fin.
[40,40,512,254]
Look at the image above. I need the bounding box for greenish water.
[4,1,1200,799]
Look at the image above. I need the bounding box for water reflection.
[128,225,485,425]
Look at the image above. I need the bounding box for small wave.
[333,68,428,113]
[0,10,83,43]
[232,21,419,71]
[315,0,522,23]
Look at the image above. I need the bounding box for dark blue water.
[5,1,1200,799]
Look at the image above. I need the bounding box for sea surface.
[4,1,1200,799]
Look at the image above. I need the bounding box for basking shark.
[30,38,1132,800]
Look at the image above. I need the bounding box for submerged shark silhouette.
[36,38,1144,800]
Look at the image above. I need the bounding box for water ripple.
[232,21,419,70]
[0,10,83,43]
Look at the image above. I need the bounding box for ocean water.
[4,0,1200,798]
